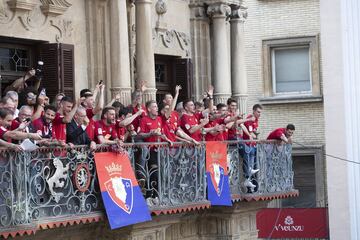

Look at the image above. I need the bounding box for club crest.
[105,176,133,214]
[210,163,225,196]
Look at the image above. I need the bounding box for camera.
[35,61,44,80]
[25,118,31,123]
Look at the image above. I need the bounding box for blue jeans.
[242,144,256,178]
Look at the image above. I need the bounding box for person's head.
[194,101,204,112]
[112,101,124,118]
[54,93,65,110]
[25,91,37,106]
[101,107,116,125]
[145,100,158,117]
[0,109,14,128]
[176,101,185,115]
[252,104,263,119]
[216,103,227,116]
[163,93,173,106]
[227,98,237,113]
[5,91,19,108]
[1,96,16,113]
[119,107,133,120]
[60,96,74,115]
[285,124,295,138]
[158,102,170,116]
[74,106,87,124]
[18,105,33,122]
[80,88,92,98]
[183,99,195,114]
[43,105,57,124]
[83,93,95,109]
[131,90,142,105]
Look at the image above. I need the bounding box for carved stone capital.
[190,5,207,19]
[40,0,72,17]
[142,88,157,103]
[207,3,231,19]
[230,5,248,22]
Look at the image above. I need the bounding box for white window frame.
[271,45,313,95]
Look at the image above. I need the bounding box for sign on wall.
[256,208,329,238]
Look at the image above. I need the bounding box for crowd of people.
[0,69,295,192]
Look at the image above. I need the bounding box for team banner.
[205,141,232,206]
[256,208,329,238]
[95,152,151,229]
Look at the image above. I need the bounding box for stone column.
[230,6,248,114]
[135,0,156,101]
[207,3,232,104]
[109,0,132,105]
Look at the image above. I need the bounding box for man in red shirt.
[116,107,144,142]
[94,107,120,145]
[267,124,295,144]
[0,108,41,143]
[81,83,105,141]
[242,104,263,190]
[52,96,78,143]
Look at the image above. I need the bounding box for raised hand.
[175,85,182,94]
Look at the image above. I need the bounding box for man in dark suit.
[66,106,96,151]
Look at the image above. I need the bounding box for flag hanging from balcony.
[206,141,232,206]
[95,152,151,229]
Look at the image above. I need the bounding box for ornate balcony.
[0,141,297,238]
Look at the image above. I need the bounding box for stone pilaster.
[109,0,132,106]
[230,6,248,114]
[207,3,232,104]
[190,4,211,100]
[135,0,156,101]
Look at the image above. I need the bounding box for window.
[262,36,321,103]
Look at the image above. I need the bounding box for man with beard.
[0,108,41,142]
[32,105,65,146]
[52,96,79,142]
[94,107,121,145]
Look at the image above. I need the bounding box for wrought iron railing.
[0,141,296,236]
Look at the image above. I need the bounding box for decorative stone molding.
[50,19,73,42]
[142,88,157,103]
[189,4,207,19]
[155,0,167,15]
[0,0,13,23]
[153,29,191,57]
[7,0,36,13]
[40,0,72,17]
[206,3,231,19]
[110,87,132,106]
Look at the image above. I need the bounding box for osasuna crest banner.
[95,152,151,229]
[256,208,329,238]
[206,141,232,206]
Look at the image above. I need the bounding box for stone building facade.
[0,0,326,239]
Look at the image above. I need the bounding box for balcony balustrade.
[0,141,297,238]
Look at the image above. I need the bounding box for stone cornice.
[207,3,231,18]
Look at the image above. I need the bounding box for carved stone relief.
[153,28,191,57]
[0,0,73,42]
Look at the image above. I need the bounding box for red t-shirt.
[85,108,95,141]
[115,120,127,142]
[138,116,163,143]
[205,118,226,141]
[243,114,259,140]
[227,112,242,140]
[94,120,118,144]
[129,104,147,132]
[0,126,9,141]
[180,112,203,141]
[52,112,66,141]
[10,119,20,130]
[161,111,179,142]
[267,128,286,140]
[33,117,52,138]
